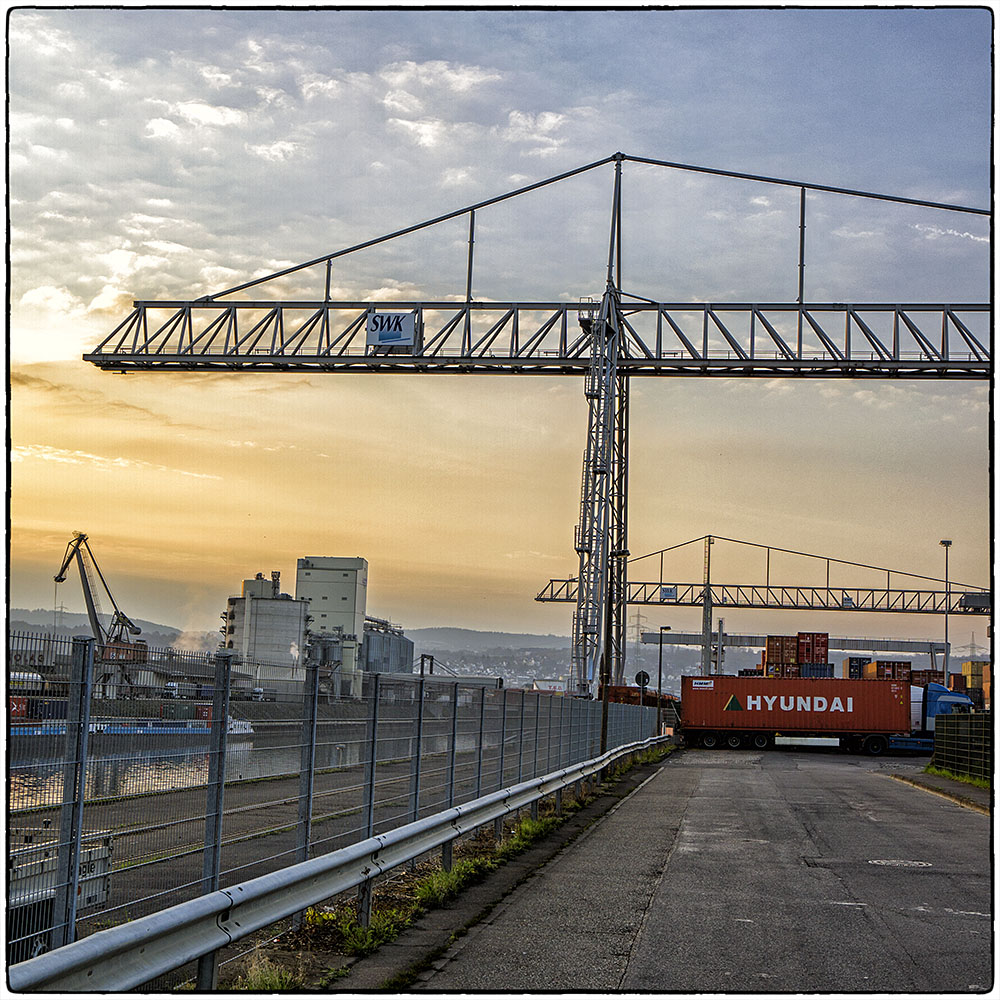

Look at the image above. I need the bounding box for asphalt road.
[416,749,993,993]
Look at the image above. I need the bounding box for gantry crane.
[82,152,991,706]
[55,532,143,695]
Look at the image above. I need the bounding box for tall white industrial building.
[223,571,308,679]
[296,557,368,697]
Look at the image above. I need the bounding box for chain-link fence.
[7,630,655,966]
[930,712,991,781]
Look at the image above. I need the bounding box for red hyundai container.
[680,675,909,738]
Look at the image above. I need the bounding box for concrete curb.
[890,774,991,815]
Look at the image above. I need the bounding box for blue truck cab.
[890,682,975,751]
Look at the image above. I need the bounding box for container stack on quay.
[756,632,833,678]
[958,660,991,710]
[864,660,912,681]
[841,656,871,680]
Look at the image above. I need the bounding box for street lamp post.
[940,540,952,684]
[657,626,671,735]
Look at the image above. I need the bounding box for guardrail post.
[292,657,320,930]
[494,691,507,841]
[442,682,459,871]
[358,673,381,926]
[196,649,233,991]
[51,636,95,951]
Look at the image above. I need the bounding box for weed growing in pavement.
[232,946,304,990]
[415,856,499,908]
[923,764,990,789]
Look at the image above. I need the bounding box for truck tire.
[726,733,743,750]
[863,734,889,756]
[751,733,771,750]
[701,732,719,749]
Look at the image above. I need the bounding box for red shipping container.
[9,696,28,719]
[680,675,909,735]
[194,704,213,721]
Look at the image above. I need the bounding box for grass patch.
[302,903,416,958]
[232,947,304,991]
[415,855,499,908]
[924,764,990,790]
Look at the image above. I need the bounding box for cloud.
[10,369,207,429]
[913,224,989,244]
[379,60,501,93]
[11,444,222,480]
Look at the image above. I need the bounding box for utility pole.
[700,536,714,675]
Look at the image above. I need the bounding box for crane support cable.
[622,153,990,216]
[626,533,984,590]
[197,151,987,304]
[201,155,618,302]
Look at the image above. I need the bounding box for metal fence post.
[409,676,426,824]
[196,650,233,991]
[442,682,460,871]
[517,690,526,783]
[51,636,95,951]
[357,673,381,926]
[559,695,566,767]
[494,691,507,841]
[532,692,541,778]
[292,657,320,930]
[546,694,554,775]
[475,686,486,799]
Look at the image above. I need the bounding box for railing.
[6,630,655,981]
[931,713,992,781]
[9,733,668,992]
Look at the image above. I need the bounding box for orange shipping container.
[680,675,910,735]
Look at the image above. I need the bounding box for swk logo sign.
[367,312,416,345]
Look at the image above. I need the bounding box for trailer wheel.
[863,735,889,756]
[726,733,743,750]
[752,733,771,750]
[701,732,719,749]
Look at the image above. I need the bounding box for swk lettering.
[371,315,406,332]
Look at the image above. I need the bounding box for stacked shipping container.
[961,660,990,710]
[841,656,870,680]
[909,669,944,687]
[764,632,831,678]
[863,660,912,681]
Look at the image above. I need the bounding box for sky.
[7,6,993,659]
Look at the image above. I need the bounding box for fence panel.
[931,713,992,781]
[7,629,653,972]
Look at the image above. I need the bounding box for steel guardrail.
[9,734,670,992]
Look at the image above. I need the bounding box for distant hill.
[8,608,217,651]
[407,628,569,653]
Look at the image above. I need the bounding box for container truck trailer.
[680,676,973,755]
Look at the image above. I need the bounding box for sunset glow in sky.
[8,8,991,653]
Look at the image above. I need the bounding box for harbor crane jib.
[55,532,143,696]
